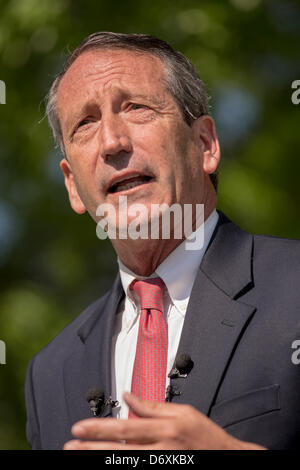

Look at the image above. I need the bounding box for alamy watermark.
[291,340,300,365]
[291,80,300,105]
[96,197,204,250]
[0,82,6,363]
[0,80,6,104]
[0,340,6,365]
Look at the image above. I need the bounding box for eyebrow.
[125,93,166,107]
[63,90,167,133]
[64,101,97,131]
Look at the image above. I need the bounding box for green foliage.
[0,0,299,449]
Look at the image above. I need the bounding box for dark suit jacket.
[25,212,300,449]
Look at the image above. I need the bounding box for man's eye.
[72,118,95,136]
[78,118,93,128]
[129,103,149,111]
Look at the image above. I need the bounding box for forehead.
[57,48,167,112]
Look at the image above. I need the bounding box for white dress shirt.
[111,209,219,418]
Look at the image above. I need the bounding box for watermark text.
[0,80,6,104]
[291,80,300,105]
[96,197,204,250]
[0,340,6,364]
[291,340,300,365]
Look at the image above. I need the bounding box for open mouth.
[108,175,153,194]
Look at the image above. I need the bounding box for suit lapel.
[63,274,124,427]
[170,212,257,416]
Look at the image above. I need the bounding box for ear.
[193,115,221,175]
[60,158,86,214]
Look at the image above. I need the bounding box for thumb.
[123,392,180,418]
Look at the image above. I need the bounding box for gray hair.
[46,32,218,189]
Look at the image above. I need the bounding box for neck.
[112,194,217,277]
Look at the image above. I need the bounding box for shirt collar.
[118,209,219,320]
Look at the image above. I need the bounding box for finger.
[72,417,174,443]
[123,392,189,418]
[64,439,162,450]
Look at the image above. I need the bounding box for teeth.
[116,180,145,192]
[110,176,152,193]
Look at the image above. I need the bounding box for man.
[25,32,300,450]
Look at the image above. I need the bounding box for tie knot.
[130,277,165,312]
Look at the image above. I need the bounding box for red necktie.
[129,278,168,417]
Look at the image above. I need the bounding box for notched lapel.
[63,274,124,427]
[171,274,256,416]
[170,212,257,417]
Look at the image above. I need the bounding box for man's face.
[57,48,218,230]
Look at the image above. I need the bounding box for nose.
[99,113,132,160]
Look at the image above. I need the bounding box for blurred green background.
[0,0,300,449]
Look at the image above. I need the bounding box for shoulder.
[253,231,300,249]
[253,232,300,270]
[213,211,300,292]
[218,210,300,263]
[249,234,300,303]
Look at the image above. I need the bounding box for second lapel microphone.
[165,354,193,402]
[165,385,181,402]
[86,388,119,417]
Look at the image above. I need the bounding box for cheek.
[66,140,101,180]
[67,127,101,161]
[66,157,103,209]
[136,128,176,169]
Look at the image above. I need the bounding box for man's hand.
[63,392,266,450]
